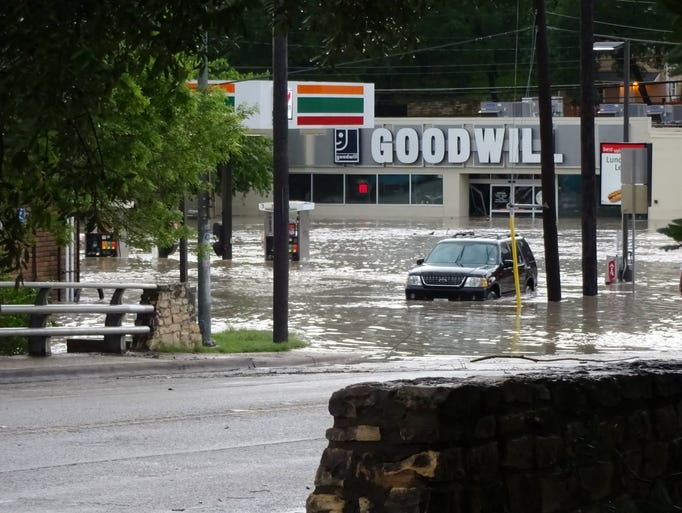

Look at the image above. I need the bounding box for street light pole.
[197,44,215,347]
[621,39,632,281]
[623,40,630,142]
[593,38,632,282]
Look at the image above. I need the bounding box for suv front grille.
[422,273,466,287]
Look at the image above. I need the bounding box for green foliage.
[657,218,682,251]
[660,0,682,74]
[0,1,266,275]
[226,1,680,105]
[155,329,306,353]
[3,0,582,276]
[0,280,38,355]
[202,329,306,353]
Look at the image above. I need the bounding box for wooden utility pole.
[272,1,289,342]
[580,0,599,296]
[533,0,562,302]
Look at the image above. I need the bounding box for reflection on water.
[77,216,682,358]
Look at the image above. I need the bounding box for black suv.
[405,232,538,301]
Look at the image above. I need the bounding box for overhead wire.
[526,9,538,97]
[229,12,677,99]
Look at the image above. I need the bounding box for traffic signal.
[212,222,224,257]
[357,181,369,194]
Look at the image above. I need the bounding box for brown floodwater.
[74,216,682,359]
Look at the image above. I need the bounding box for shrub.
[0,278,38,355]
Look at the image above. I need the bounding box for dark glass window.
[491,185,510,210]
[290,174,311,201]
[411,175,443,204]
[469,184,490,217]
[378,175,409,204]
[313,174,343,203]
[346,174,377,204]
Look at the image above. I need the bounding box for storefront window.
[469,184,490,217]
[313,174,344,203]
[514,186,534,206]
[290,174,311,201]
[346,174,377,204]
[378,175,409,204]
[411,175,443,204]
[491,185,510,211]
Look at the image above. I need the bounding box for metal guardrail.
[0,282,158,356]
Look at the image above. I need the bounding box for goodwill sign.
[370,126,564,166]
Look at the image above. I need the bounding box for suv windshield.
[425,241,499,267]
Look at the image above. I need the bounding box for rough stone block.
[468,441,499,482]
[578,462,613,500]
[306,492,344,513]
[473,414,496,440]
[326,425,381,442]
[503,435,535,470]
[315,448,353,487]
[653,405,679,440]
[536,435,563,468]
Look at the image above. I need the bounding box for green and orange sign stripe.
[187,81,235,107]
[295,84,365,126]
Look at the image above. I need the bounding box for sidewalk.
[0,349,363,384]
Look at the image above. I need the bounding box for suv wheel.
[486,289,499,300]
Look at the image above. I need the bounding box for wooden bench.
[0,282,158,356]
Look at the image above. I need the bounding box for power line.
[547,10,674,34]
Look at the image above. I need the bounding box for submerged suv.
[405,232,538,301]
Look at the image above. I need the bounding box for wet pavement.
[71,215,682,360]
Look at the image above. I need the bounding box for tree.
[660,0,682,74]
[2,0,434,278]
[658,219,682,251]
[548,0,678,103]
[223,0,681,110]
[0,1,263,276]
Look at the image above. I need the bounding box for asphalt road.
[1,370,337,513]
[0,363,483,513]
[2,352,674,513]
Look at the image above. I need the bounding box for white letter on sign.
[447,128,470,163]
[474,128,505,164]
[395,128,419,164]
[371,128,393,164]
[521,128,541,163]
[508,128,520,163]
[422,128,445,164]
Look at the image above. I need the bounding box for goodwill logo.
[334,129,360,164]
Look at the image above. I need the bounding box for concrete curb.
[0,350,363,384]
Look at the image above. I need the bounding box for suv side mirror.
[416,258,425,265]
[503,259,514,268]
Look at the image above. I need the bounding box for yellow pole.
[509,209,522,309]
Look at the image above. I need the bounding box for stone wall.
[132,283,202,351]
[307,361,682,513]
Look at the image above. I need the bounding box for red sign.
[606,259,617,284]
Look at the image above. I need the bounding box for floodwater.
[75,216,682,359]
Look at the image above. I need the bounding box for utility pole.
[197,45,215,346]
[218,162,232,260]
[580,0,599,296]
[179,196,188,282]
[533,0,561,302]
[272,1,289,342]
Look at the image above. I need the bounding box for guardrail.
[0,282,158,356]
